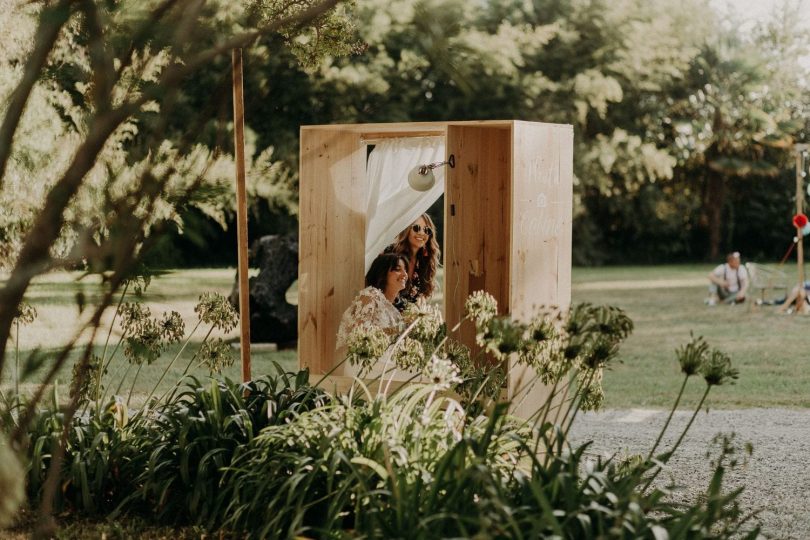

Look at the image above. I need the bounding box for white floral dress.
[336,286,403,349]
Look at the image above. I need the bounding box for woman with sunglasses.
[384,213,441,311]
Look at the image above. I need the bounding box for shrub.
[26,398,131,515]
[23,367,328,522]
[120,368,329,524]
[17,296,759,539]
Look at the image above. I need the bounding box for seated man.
[706,251,749,305]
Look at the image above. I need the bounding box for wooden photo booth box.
[298,120,572,417]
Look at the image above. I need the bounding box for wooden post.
[232,48,251,380]
[794,144,809,314]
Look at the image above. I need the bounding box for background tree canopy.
[2,0,809,267]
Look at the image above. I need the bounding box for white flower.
[465,290,498,325]
[423,356,462,392]
[345,324,391,375]
[402,299,444,342]
[392,337,426,371]
[443,400,465,442]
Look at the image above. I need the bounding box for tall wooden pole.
[795,144,809,314]
[232,48,251,380]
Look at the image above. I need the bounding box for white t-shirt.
[712,263,748,293]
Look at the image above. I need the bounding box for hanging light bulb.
[407,154,456,192]
[408,165,435,192]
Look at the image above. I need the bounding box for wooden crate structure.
[299,120,573,417]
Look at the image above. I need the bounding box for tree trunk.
[705,172,727,260]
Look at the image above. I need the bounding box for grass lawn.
[575,265,810,409]
[3,264,808,409]
[2,269,297,407]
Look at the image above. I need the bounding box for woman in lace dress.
[336,253,409,361]
[384,213,441,311]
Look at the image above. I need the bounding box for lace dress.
[335,286,403,350]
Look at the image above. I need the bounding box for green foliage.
[3,0,809,268]
[343,291,630,412]
[119,304,185,366]
[14,293,760,538]
[206,337,752,538]
[194,292,238,333]
[505,433,758,538]
[249,0,362,67]
[24,368,329,519]
[123,370,328,524]
[26,397,130,515]
[259,0,805,263]
[0,0,358,269]
[197,338,235,374]
[11,301,39,395]
[214,388,525,536]
[69,354,102,405]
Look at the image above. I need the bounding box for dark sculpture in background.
[229,233,298,345]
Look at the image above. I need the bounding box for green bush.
[23,368,328,520]
[123,370,329,523]
[26,398,131,515]
[205,374,756,539]
[19,296,759,538]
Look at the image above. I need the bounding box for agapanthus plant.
[345,324,392,374]
[402,299,444,342]
[12,288,756,538]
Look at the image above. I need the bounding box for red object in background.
[793,214,808,228]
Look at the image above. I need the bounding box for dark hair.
[365,253,407,291]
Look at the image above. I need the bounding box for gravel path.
[568,408,810,540]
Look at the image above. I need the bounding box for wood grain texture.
[231,48,251,382]
[296,121,574,419]
[308,120,518,133]
[445,125,512,359]
[360,131,444,142]
[298,129,366,374]
[508,122,573,419]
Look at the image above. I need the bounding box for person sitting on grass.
[777,282,810,313]
[706,251,749,306]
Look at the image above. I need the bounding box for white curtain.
[364,136,445,272]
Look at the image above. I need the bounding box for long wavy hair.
[389,213,441,297]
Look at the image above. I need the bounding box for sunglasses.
[411,224,433,236]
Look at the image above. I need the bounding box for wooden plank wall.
[298,129,366,374]
[445,126,512,357]
[297,120,573,415]
[508,121,573,419]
